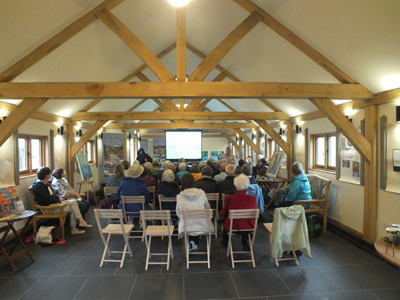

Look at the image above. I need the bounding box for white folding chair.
[104,187,119,201]
[158,195,179,237]
[94,209,134,268]
[226,209,259,268]
[121,195,146,240]
[141,210,174,271]
[205,193,219,238]
[183,209,213,269]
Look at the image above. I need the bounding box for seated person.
[51,168,90,219]
[214,163,227,182]
[176,162,188,179]
[247,182,264,215]
[33,167,91,235]
[190,164,202,182]
[118,161,152,221]
[122,160,130,177]
[176,173,213,252]
[256,158,269,176]
[156,169,181,212]
[108,164,125,188]
[150,158,161,179]
[141,163,157,187]
[221,174,257,251]
[277,162,311,207]
[194,166,218,194]
[235,159,245,175]
[206,158,218,177]
[216,164,236,195]
[241,164,256,184]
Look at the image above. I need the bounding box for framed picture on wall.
[393,149,400,172]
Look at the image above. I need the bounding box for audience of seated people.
[51,168,90,219]
[176,173,213,252]
[221,174,257,251]
[32,167,92,235]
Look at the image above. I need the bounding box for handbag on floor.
[34,226,55,245]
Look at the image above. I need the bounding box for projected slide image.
[166,131,202,160]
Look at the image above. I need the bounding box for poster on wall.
[153,138,166,161]
[201,151,209,161]
[339,133,361,184]
[211,151,224,161]
[76,154,93,180]
[102,133,125,183]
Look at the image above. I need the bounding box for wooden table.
[0,210,37,271]
[256,177,290,210]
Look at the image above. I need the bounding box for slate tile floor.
[0,208,399,300]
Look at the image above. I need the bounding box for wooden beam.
[290,101,354,123]
[71,111,288,121]
[363,105,378,243]
[0,98,47,147]
[286,122,293,177]
[353,87,400,109]
[310,98,372,162]
[233,129,259,155]
[195,99,212,111]
[224,134,240,152]
[70,120,107,158]
[135,72,178,111]
[79,99,103,112]
[189,11,262,81]
[128,99,148,112]
[255,120,290,155]
[106,122,258,129]
[121,43,176,82]
[233,0,358,84]
[97,9,174,81]
[0,0,125,82]
[258,98,281,112]
[0,82,373,99]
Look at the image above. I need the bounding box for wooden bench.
[29,186,67,240]
[298,174,331,232]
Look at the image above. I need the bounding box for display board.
[266,151,285,178]
[76,153,93,180]
[339,135,361,184]
[386,123,400,193]
[102,133,124,180]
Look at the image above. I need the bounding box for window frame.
[311,132,336,172]
[18,134,48,176]
[86,140,95,164]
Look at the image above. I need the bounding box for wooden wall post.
[363,105,379,243]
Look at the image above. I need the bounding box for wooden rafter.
[71,111,288,121]
[70,120,107,158]
[233,0,359,85]
[195,99,212,111]
[258,98,281,112]
[106,122,258,129]
[0,98,47,147]
[291,101,354,123]
[310,98,372,162]
[97,9,174,81]
[353,87,400,109]
[128,99,148,112]
[0,82,373,99]
[255,120,290,155]
[189,11,262,81]
[0,0,125,82]
[233,128,258,155]
[223,134,240,152]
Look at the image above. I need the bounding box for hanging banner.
[102,133,125,183]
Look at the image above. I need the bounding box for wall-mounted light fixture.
[0,116,7,124]
[295,125,302,134]
[251,134,255,140]
[98,133,103,139]
[57,126,64,135]
[396,106,400,123]
[127,133,132,140]
[260,132,264,138]
[346,116,353,123]
[279,128,285,135]
[138,136,142,142]
[168,0,192,7]
[76,129,82,137]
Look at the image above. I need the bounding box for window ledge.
[309,168,336,175]
[19,173,38,179]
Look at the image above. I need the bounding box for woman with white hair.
[156,169,181,211]
[221,174,257,251]
[176,162,188,179]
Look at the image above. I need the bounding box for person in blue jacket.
[279,162,311,207]
[118,160,152,221]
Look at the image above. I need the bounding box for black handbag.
[217,195,233,224]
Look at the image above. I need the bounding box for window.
[86,140,95,164]
[312,133,336,171]
[18,135,47,175]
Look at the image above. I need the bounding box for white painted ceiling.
[1,0,400,120]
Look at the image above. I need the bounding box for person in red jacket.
[221,174,257,251]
